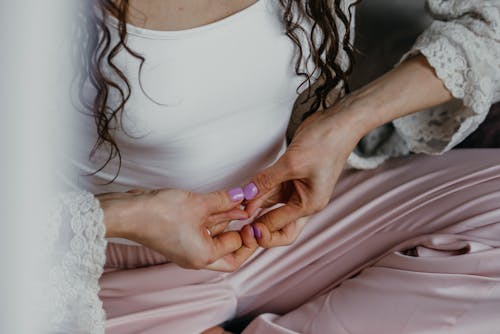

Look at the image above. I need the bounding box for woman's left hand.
[243,103,364,248]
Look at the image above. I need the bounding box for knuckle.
[178,262,193,270]
[258,215,271,228]
[209,194,222,210]
[187,259,204,270]
[262,220,277,234]
[257,239,272,249]
[191,254,213,269]
[190,194,209,214]
[210,191,230,212]
[256,172,275,191]
[218,192,230,209]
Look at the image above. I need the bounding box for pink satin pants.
[99,149,500,333]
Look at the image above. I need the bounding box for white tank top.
[68,0,310,195]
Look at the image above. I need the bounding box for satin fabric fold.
[99,149,500,333]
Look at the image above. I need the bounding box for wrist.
[322,95,372,143]
[97,192,141,239]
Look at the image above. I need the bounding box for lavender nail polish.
[227,187,244,202]
[243,182,259,200]
[250,225,256,238]
[253,225,262,239]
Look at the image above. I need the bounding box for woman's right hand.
[97,188,258,272]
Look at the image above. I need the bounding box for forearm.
[328,55,453,138]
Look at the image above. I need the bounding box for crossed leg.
[100,149,500,334]
[236,149,500,333]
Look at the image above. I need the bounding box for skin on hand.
[243,109,361,248]
[99,56,454,269]
[243,55,454,249]
[98,187,259,272]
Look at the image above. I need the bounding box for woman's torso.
[68,0,309,194]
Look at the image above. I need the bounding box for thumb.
[243,156,293,202]
[204,188,245,214]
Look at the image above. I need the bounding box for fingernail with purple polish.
[253,225,262,239]
[228,187,244,202]
[250,225,256,238]
[243,182,259,200]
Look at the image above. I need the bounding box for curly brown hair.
[79,0,359,181]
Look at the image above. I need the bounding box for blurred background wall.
[0,1,77,333]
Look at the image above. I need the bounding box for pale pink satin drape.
[99,149,500,333]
